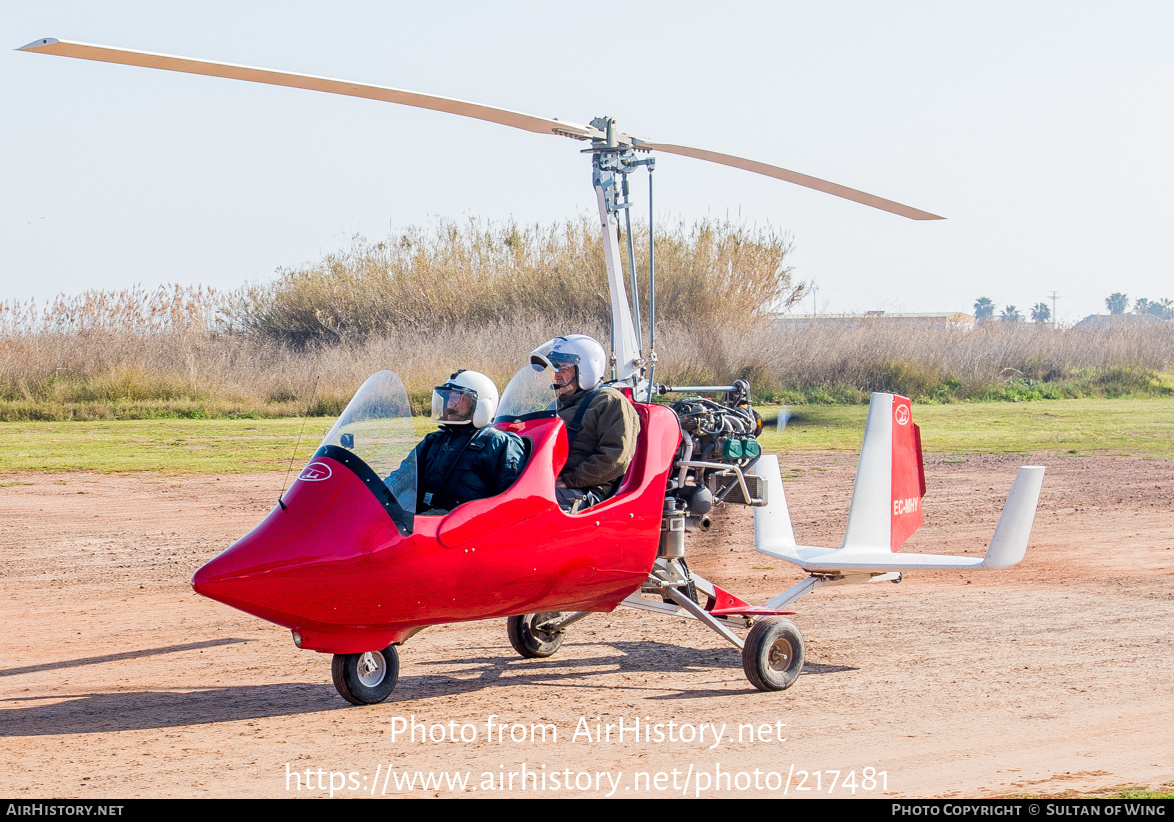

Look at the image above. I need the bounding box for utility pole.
[1050,291,1059,327]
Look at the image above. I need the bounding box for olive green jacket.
[556,386,641,498]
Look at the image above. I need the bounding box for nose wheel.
[332,644,400,705]
[742,617,804,692]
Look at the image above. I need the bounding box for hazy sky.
[3,1,1172,323]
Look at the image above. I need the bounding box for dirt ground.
[1,452,1172,799]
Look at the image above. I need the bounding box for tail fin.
[842,393,925,552]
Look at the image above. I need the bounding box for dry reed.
[229,216,801,344]
[2,222,1172,420]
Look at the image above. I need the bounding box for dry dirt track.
[1,453,1172,799]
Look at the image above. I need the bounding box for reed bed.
[665,319,1174,403]
[226,216,799,343]
[1,220,1171,421]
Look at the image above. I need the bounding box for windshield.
[317,370,417,512]
[496,364,558,421]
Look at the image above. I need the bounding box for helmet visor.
[431,384,478,424]
[546,350,581,369]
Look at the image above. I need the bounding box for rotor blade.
[634,140,944,220]
[21,38,942,220]
[18,38,598,141]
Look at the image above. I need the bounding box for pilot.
[388,370,526,515]
[531,335,640,513]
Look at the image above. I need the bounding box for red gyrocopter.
[21,38,1044,704]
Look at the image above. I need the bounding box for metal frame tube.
[647,168,656,400]
[676,459,755,505]
[659,385,740,394]
[544,611,594,632]
[664,587,745,649]
[621,172,643,352]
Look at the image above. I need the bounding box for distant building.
[772,311,975,330]
[1073,313,1165,331]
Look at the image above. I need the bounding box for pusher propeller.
[19,38,942,220]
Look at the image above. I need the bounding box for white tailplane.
[753,393,1044,574]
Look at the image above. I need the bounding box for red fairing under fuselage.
[191,404,680,654]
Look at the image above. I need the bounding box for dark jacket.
[556,386,640,499]
[402,424,526,513]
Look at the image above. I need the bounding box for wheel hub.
[357,651,387,687]
[531,612,563,641]
[767,638,793,672]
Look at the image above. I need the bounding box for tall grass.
[0,285,240,420]
[664,319,1174,403]
[229,216,800,344]
[1,220,1172,421]
[0,317,607,420]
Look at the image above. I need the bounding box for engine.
[655,379,767,559]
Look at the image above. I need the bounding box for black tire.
[741,617,804,692]
[331,644,400,705]
[506,612,566,659]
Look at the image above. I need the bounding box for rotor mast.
[587,116,655,397]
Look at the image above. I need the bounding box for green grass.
[1113,788,1174,799]
[756,396,1174,457]
[1010,784,1174,800]
[0,397,1170,474]
[0,417,439,474]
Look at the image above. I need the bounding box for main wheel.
[506,612,566,659]
[332,644,400,705]
[741,618,804,692]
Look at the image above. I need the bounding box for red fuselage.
[192,405,680,653]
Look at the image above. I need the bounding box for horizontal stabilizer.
[752,456,1044,574]
[976,465,1045,570]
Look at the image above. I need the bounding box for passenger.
[388,370,526,515]
[531,335,640,513]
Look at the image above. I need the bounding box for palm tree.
[1135,297,1173,320]
[1106,292,1129,314]
[1030,302,1051,323]
[974,297,995,322]
[1000,305,1022,322]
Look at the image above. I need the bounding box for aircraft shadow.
[0,639,251,678]
[0,683,335,736]
[0,644,857,735]
[403,640,857,701]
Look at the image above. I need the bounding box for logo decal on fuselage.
[894,404,910,426]
[298,462,332,482]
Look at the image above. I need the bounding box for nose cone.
[190,555,222,595]
[191,542,282,604]
[192,457,404,630]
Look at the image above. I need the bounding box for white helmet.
[431,370,499,429]
[530,335,607,391]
